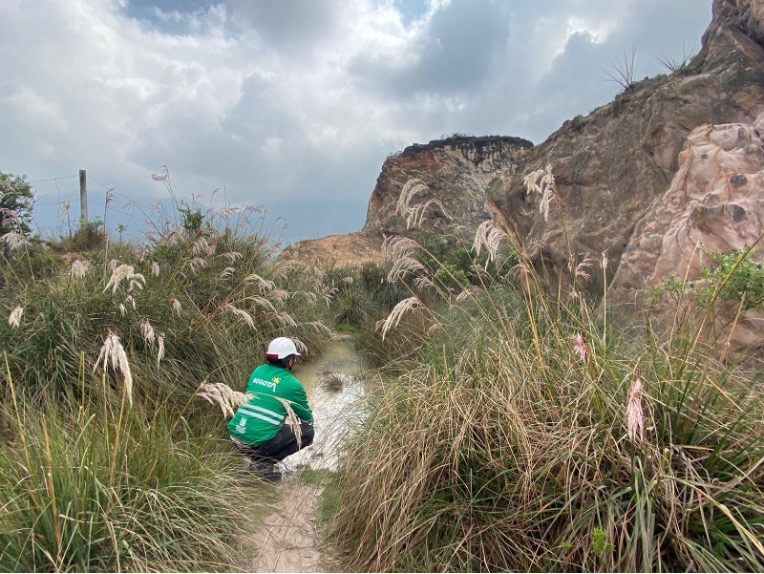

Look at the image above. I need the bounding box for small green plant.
[648,250,764,310]
[698,250,764,309]
[179,206,204,235]
[591,526,614,557]
[656,43,698,75]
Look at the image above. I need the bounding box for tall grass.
[0,374,242,572]
[0,195,336,570]
[328,212,764,571]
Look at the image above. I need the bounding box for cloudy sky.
[1,0,712,244]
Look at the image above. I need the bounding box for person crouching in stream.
[228,337,314,481]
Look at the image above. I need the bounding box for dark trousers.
[233,423,314,465]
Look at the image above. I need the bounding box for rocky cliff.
[494,0,764,295]
[288,136,532,267]
[289,0,764,350]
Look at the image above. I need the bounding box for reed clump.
[329,221,764,571]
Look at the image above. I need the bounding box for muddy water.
[278,338,367,473]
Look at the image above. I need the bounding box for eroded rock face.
[492,0,764,286]
[609,113,764,352]
[288,136,532,268]
[283,232,384,268]
[362,136,533,243]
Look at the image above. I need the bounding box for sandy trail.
[241,480,324,573]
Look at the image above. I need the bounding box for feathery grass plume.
[508,260,532,292]
[341,276,354,285]
[244,273,276,292]
[104,264,145,294]
[219,266,236,279]
[8,306,24,328]
[382,235,419,260]
[456,286,482,302]
[1,232,25,247]
[568,253,593,283]
[222,303,255,329]
[292,290,319,305]
[170,297,182,316]
[395,179,450,229]
[387,254,427,284]
[473,220,507,262]
[93,330,133,407]
[274,397,304,446]
[71,259,88,279]
[118,303,127,316]
[191,236,215,256]
[626,376,644,443]
[219,251,242,263]
[196,381,249,418]
[293,338,308,354]
[523,164,556,221]
[250,296,276,312]
[108,259,119,272]
[427,322,442,333]
[187,257,208,273]
[413,275,434,291]
[157,333,165,365]
[151,261,160,277]
[396,179,428,220]
[307,321,332,336]
[571,332,587,361]
[268,289,290,303]
[140,318,155,344]
[125,295,136,310]
[411,198,450,229]
[376,296,423,340]
[382,235,428,284]
[275,310,297,328]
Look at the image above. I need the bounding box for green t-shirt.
[227,363,313,446]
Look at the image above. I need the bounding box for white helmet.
[266,337,300,360]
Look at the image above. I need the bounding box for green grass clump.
[0,397,242,572]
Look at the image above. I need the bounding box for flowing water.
[279,338,368,473]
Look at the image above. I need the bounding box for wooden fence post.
[79,169,87,227]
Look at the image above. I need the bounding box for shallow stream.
[279,338,368,472]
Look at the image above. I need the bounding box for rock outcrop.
[609,113,764,353]
[361,136,532,242]
[289,0,764,351]
[288,136,532,265]
[493,0,764,287]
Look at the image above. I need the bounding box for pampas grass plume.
[8,306,24,328]
[93,331,134,407]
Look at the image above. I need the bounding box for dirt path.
[241,479,324,573]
